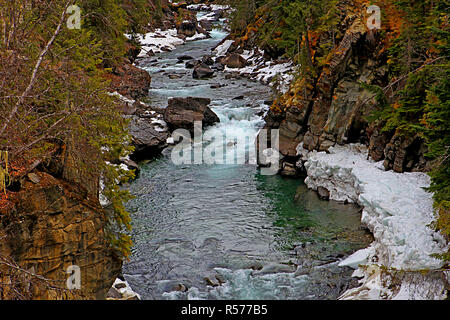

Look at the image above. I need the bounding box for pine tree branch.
[0,0,73,138]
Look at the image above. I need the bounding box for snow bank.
[125,29,185,57]
[186,32,207,42]
[187,4,230,11]
[299,143,448,299]
[215,47,295,93]
[214,39,234,57]
[109,278,141,300]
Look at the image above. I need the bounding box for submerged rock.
[185,59,199,69]
[177,55,194,62]
[252,263,296,276]
[317,186,330,200]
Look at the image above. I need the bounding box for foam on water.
[162,267,310,300]
[123,12,373,300]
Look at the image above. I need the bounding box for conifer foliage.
[0,0,160,258]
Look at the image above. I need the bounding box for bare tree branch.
[0,0,72,138]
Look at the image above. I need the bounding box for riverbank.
[114,3,448,301]
[113,4,377,300]
[298,143,448,299]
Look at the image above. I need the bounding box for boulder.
[109,63,151,100]
[199,19,213,31]
[317,186,330,200]
[168,74,182,79]
[280,161,297,176]
[164,97,220,132]
[211,62,224,71]
[193,64,214,79]
[185,59,199,69]
[222,53,246,69]
[177,20,197,37]
[201,55,214,65]
[128,116,169,160]
[107,287,123,299]
[177,55,194,62]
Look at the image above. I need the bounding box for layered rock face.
[0,172,122,300]
[259,10,429,174]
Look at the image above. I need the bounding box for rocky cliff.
[255,1,431,176]
[0,170,122,299]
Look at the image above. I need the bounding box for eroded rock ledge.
[258,10,430,176]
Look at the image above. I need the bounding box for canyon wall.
[0,169,122,299]
[254,2,431,176]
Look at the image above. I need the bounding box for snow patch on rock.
[213,39,234,57]
[109,278,141,300]
[186,32,207,42]
[298,143,448,299]
[125,29,185,57]
[215,47,295,93]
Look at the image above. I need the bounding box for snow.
[108,91,135,105]
[125,29,185,57]
[254,62,294,86]
[298,143,448,299]
[186,32,207,41]
[214,39,234,57]
[151,118,169,132]
[112,278,141,300]
[215,47,295,93]
[99,179,109,207]
[198,11,220,22]
[338,245,375,269]
[187,4,230,11]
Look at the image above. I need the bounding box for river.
[122,14,372,300]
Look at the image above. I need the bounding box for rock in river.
[164,97,220,133]
[193,64,215,79]
[222,53,247,69]
[185,59,199,69]
[128,115,169,160]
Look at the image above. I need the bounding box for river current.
[122,15,372,300]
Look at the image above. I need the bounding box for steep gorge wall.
[0,166,122,299]
[256,1,431,175]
